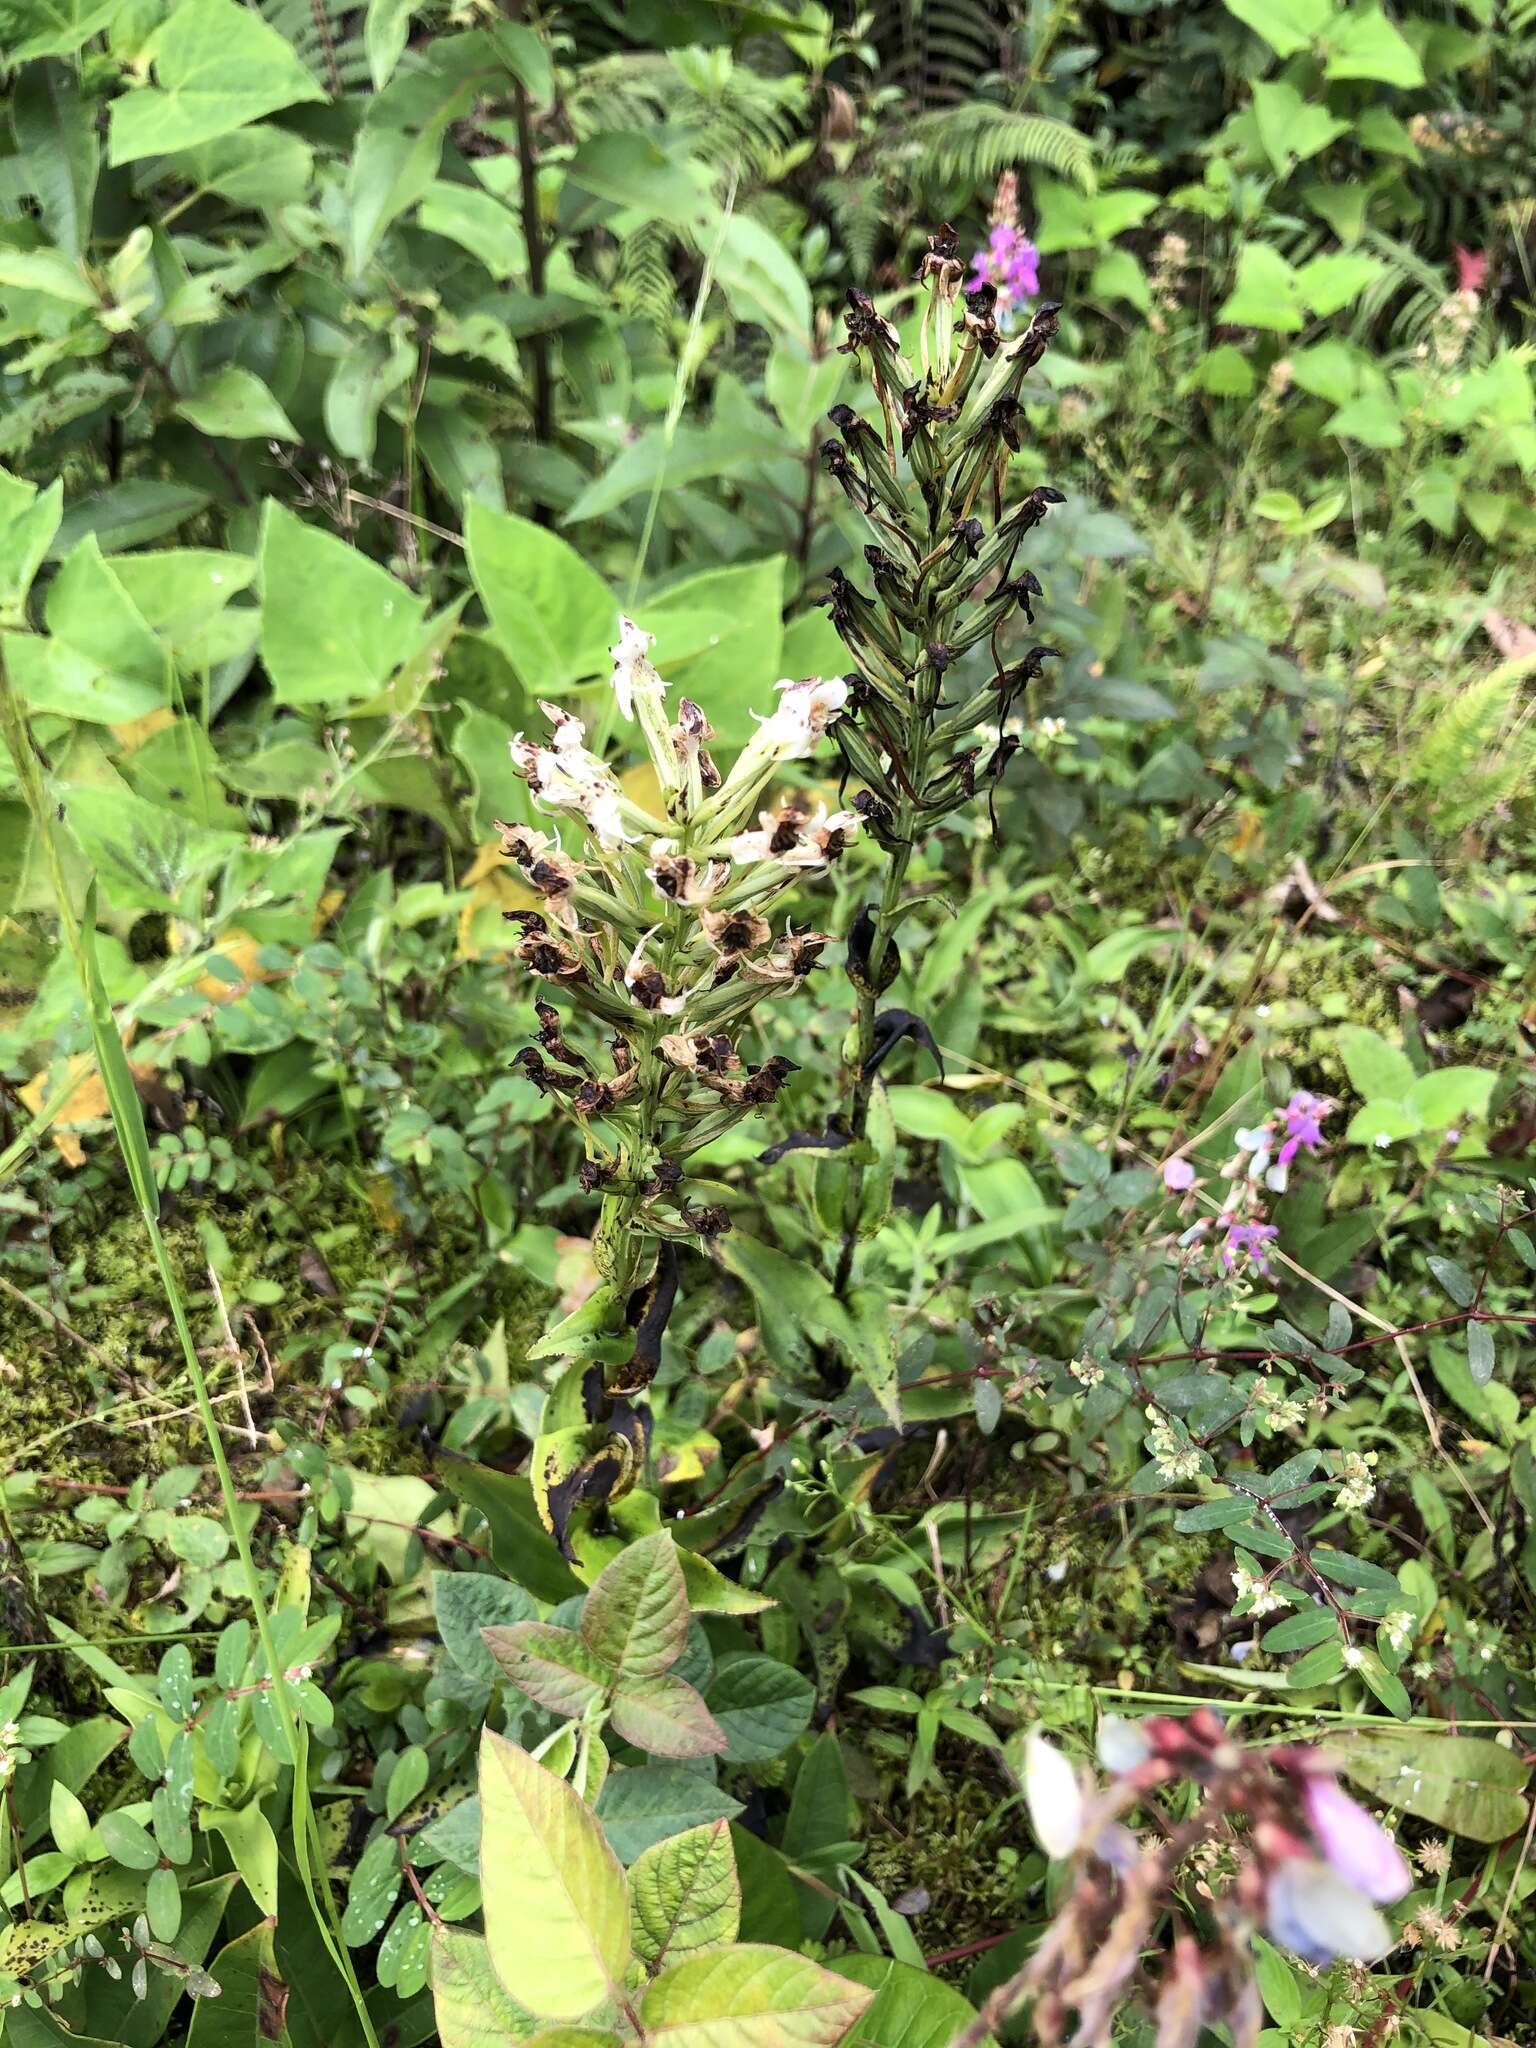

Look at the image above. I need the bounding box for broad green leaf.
[609,1674,726,1760]
[479,1729,630,2018]
[186,1921,285,2048]
[1217,243,1306,332]
[1324,5,1425,85]
[63,785,242,912]
[8,0,120,62]
[176,364,298,442]
[419,181,527,279]
[108,0,327,165]
[704,1657,815,1764]
[258,500,428,705]
[1298,252,1387,318]
[644,558,787,750]
[482,1621,614,1718]
[716,1234,858,1381]
[203,1803,279,1917]
[563,419,785,527]
[714,213,813,344]
[0,469,62,617]
[174,128,315,208]
[13,61,99,261]
[831,1955,990,2048]
[846,1287,899,1425]
[564,134,709,230]
[431,1926,539,2048]
[97,1809,159,1869]
[1426,1255,1475,1308]
[464,499,618,693]
[1221,0,1329,56]
[595,1763,743,1865]
[51,481,212,556]
[433,1571,536,1685]
[1467,1320,1495,1387]
[366,0,415,89]
[1405,1066,1495,1130]
[628,1821,740,1972]
[765,340,847,444]
[581,1530,690,1679]
[1250,81,1349,175]
[432,1454,582,1606]
[10,530,171,723]
[0,244,96,304]
[1334,1024,1417,1103]
[1332,1730,1528,1842]
[640,1945,871,2048]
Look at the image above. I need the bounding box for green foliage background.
[0,3,1533,2046]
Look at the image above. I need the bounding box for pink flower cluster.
[968,222,1040,323]
[1161,1089,1331,1278]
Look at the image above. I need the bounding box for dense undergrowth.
[1,3,1534,2047]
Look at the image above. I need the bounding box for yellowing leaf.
[19,1043,158,1166]
[112,706,177,751]
[628,1821,740,1972]
[456,841,539,960]
[640,1945,872,2048]
[479,1729,630,2019]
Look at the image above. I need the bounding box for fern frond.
[1408,651,1536,830]
[906,101,1095,191]
[869,0,1001,108]
[256,0,370,93]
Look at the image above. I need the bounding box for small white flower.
[610,616,664,720]
[760,676,849,758]
[1023,1731,1084,1859]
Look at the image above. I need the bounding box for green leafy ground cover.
[0,4,1533,2045]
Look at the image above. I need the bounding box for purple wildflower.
[1300,1774,1411,1904]
[1277,1090,1329,1167]
[1162,1157,1196,1192]
[968,222,1039,323]
[1220,1219,1279,1274]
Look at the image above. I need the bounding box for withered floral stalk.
[819,228,1067,1292]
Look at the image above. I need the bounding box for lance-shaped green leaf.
[609,1674,726,1760]
[640,1945,872,2048]
[581,1530,689,1679]
[482,1621,614,1719]
[628,1820,740,1972]
[479,1730,630,2019]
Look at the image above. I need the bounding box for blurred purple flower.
[1220,1219,1279,1274]
[1162,1157,1196,1192]
[1266,1857,1394,1965]
[1277,1091,1329,1167]
[969,222,1039,321]
[1302,1773,1411,1903]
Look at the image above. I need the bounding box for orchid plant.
[500,623,858,1539]
[816,229,1065,1288]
